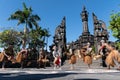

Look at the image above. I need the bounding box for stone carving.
[93,13,109,53]
[53,17,66,54]
[54,25,62,42]
[81,6,89,33]
[81,6,88,21]
[93,13,109,41]
[99,20,107,30]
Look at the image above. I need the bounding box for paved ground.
[0,59,120,80]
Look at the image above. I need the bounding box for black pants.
[102,55,107,67]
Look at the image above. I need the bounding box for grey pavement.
[0,58,120,80]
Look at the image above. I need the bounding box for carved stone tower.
[93,13,109,53]
[81,6,90,35]
[69,6,94,49]
[77,6,94,48]
[60,17,67,52]
[53,16,67,53]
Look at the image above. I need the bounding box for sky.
[0,0,119,51]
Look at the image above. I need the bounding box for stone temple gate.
[52,6,109,54]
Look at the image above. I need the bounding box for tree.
[0,29,21,52]
[28,27,50,50]
[42,28,51,51]
[108,11,120,50]
[8,2,40,49]
[114,40,120,52]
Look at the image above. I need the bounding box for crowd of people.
[0,40,120,70]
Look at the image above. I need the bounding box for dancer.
[99,40,108,67]
[52,45,61,69]
[104,43,120,70]
[81,42,92,68]
[69,49,76,70]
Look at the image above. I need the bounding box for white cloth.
[52,50,58,58]
[86,48,92,54]
[69,48,72,55]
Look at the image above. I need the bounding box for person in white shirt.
[52,45,61,69]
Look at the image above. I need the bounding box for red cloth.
[55,57,60,65]
[99,45,106,52]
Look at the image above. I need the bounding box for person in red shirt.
[99,40,108,67]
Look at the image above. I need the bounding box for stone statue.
[55,25,62,41]
[81,6,89,33]
[61,16,66,28]
[53,17,67,56]
[93,13,107,31]
[93,12,109,54]
[99,20,107,30]
[92,13,99,24]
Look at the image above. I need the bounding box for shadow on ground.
[0,72,77,80]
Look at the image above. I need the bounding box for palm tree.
[28,27,50,50]
[42,28,50,51]
[8,3,40,49]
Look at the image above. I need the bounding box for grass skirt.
[105,50,120,67]
[69,55,76,64]
[84,55,92,65]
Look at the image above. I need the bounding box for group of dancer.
[52,40,120,70]
[1,40,120,70]
[81,40,120,70]
[52,42,92,70]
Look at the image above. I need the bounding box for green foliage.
[8,2,41,49]
[109,11,120,50]
[2,2,51,51]
[28,27,50,49]
[0,29,21,52]
[8,2,40,29]
[109,12,120,39]
[115,40,120,51]
[91,46,95,53]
